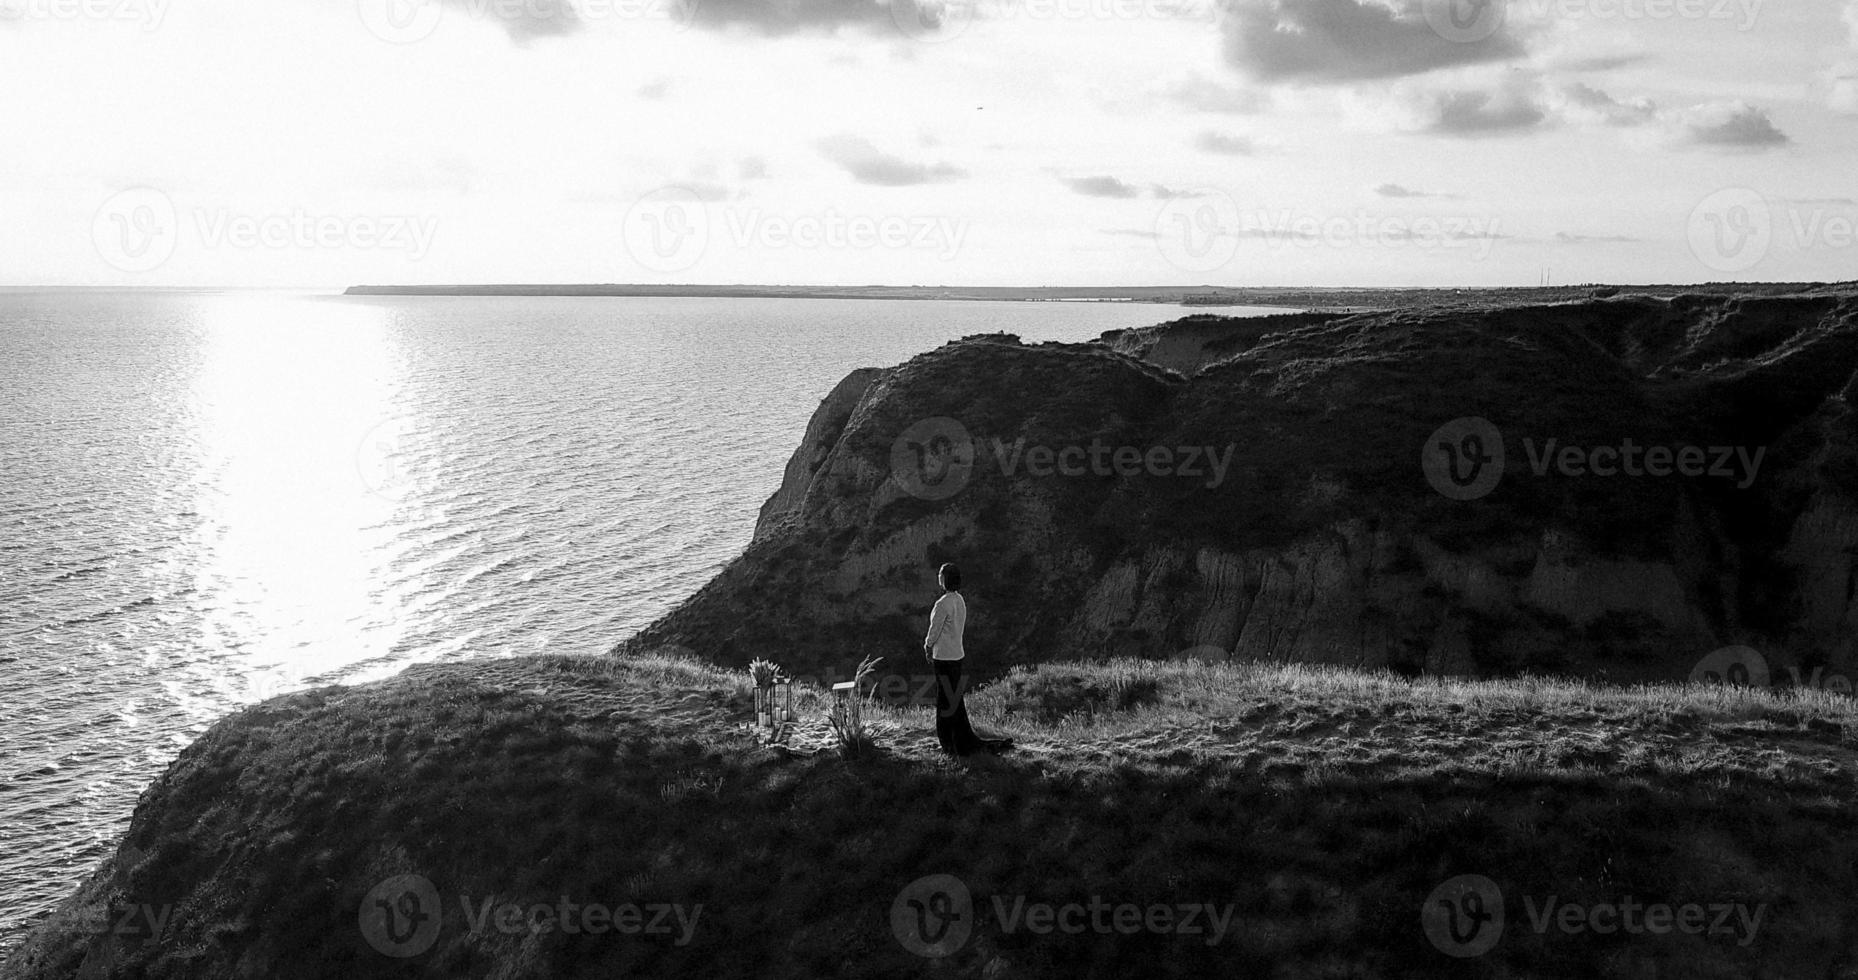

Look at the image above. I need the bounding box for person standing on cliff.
[923,563,1010,757]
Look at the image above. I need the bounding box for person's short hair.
[939,563,962,590]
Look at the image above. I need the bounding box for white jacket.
[924,591,966,660]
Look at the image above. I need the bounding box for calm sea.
[0,292,1286,951]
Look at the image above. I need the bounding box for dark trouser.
[932,658,984,756]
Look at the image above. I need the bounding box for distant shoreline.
[342,281,1853,309]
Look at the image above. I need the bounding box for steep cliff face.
[621,293,1858,687]
[754,366,887,542]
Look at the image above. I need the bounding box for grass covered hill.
[8,652,1858,979]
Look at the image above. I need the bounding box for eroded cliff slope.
[622,292,1858,688]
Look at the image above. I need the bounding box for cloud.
[637,79,673,100]
[1374,183,1456,198]
[815,135,966,185]
[1371,73,1688,141]
[1194,131,1257,155]
[1555,53,1649,73]
[738,156,769,180]
[1555,82,1657,127]
[684,0,946,36]
[1063,176,1142,198]
[1406,84,1549,135]
[1150,184,1222,199]
[1219,0,1527,84]
[442,0,583,42]
[1674,101,1788,149]
[683,181,736,202]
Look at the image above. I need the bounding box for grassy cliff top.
[8,652,1858,979]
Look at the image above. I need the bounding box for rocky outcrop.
[621,292,1858,688]
[754,367,886,542]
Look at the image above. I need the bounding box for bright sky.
[4,0,1855,287]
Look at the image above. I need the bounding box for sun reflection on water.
[183,294,411,703]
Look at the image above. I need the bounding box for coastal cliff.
[623,292,1858,688]
[17,290,1858,980]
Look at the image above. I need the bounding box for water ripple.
[0,292,1235,953]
